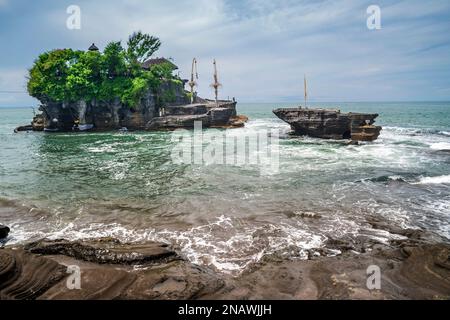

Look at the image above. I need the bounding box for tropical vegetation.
[27,31,179,108]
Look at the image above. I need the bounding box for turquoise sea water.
[1,102,449,273]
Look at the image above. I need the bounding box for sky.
[0,0,449,106]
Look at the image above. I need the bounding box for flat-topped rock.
[164,104,209,116]
[273,107,382,141]
[24,238,178,265]
[147,100,244,130]
[146,114,210,129]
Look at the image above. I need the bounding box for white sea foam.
[430,142,450,151]
[7,215,329,274]
[414,175,450,185]
[383,126,424,135]
[421,198,450,238]
[87,145,115,153]
[388,175,405,181]
[384,126,448,137]
[6,207,426,274]
[152,216,327,274]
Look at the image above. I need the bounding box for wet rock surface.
[1,228,449,300]
[0,249,66,299]
[0,225,9,239]
[24,238,179,265]
[1,239,225,300]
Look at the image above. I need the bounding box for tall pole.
[211,59,221,107]
[188,58,198,104]
[304,74,307,108]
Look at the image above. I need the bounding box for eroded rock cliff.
[29,81,242,132]
[39,80,189,131]
[273,107,382,141]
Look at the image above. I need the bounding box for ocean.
[1,101,449,273]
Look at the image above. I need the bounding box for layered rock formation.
[273,107,382,141]
[0,239,225,300]
[1,226,449,300]
[146,100,240,130]
[21,80,244,132]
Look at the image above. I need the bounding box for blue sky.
[0,0,449,106]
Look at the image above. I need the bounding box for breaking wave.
[414,175,450,185]
[362,174,450,186]
[362,175,407,183]
[6,216,327,274]
[430,142,450,151]
[384,126,450,137]
[6,211,413,274]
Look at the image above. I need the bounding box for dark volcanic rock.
[209,108,235,126]
[2,238,225,300]
[36,80,189,131]
[146,114,211,130]
[164,104,208,116]
[14,114,45,133]
[273,107,382,141]
[0,249,66,299]
[146,100,239,130]
[28,79,243,132]
[0,225,9,239]
[25,238,178,265]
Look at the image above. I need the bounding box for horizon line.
[1,100,450,108]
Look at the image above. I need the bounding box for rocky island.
[273,107,382,141]
[16,32,245,133]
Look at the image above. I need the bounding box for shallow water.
[1,102,449,273]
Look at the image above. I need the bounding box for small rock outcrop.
[14,114,45,133]
[273,107,382,141]
[24,238,178,265]
[0,225,9,239]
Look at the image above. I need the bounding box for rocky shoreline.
[1,221,449,300]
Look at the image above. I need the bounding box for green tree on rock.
[27,32,179,109]
[126,31,161,64]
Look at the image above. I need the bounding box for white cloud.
[0,68,35,105]
[0,68,28,91]
[1,0,450,104]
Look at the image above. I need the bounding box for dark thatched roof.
[141,57,178,70]
[88,43,99,51]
